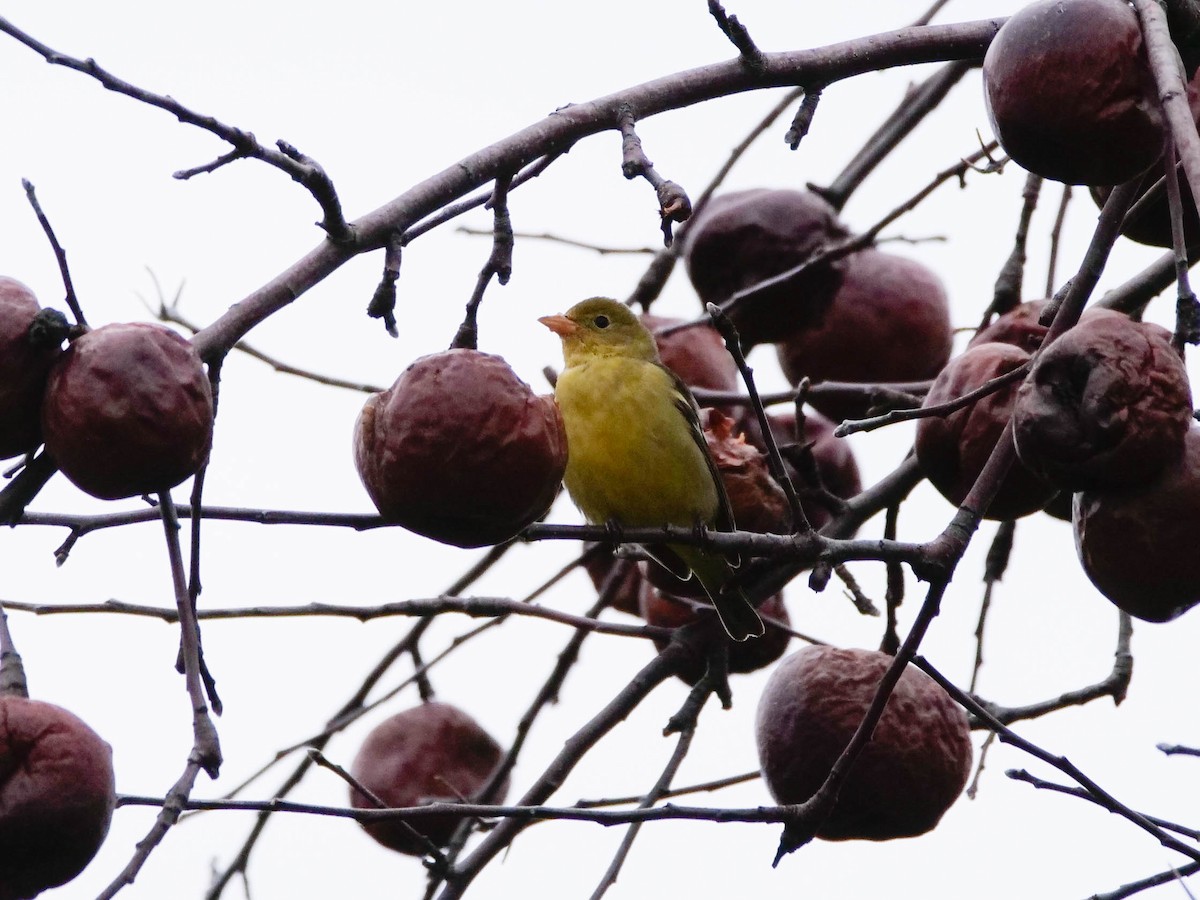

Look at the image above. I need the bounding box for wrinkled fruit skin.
[349,701,509,855]
[0,278,62,460]
[1074,427,1200,622]
[355,350,567,548]
[682,189,849,347]
[640,582,791,684]
[968,299,1050,354]
[642,313,738,393]
[704,410,792,535]
[0,697,116,899]
[1014,310,1192,491]
[41,323,214,500]
[756,646,972,841]
[915,342,1056,520]
[982,0,1163,186]
[777,249,953,423]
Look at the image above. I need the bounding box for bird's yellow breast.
[554,356,719,529]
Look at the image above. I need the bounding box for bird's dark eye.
[593,315,610,329]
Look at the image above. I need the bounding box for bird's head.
[539,297,660,367]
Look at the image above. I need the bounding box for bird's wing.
[661,363,740,545]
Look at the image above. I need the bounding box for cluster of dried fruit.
[919,300,1199,623]
[678,188,972,838]
[10,0,1200,883]
[0,277,214,498]
[1,275,219,894]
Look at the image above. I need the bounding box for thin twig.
[1006,769,1200,841]
[983,171,1041,326]
[1089,862,1200,900]
[0,602,28,698]
[434,634,692,899]
[588,671,711,899]
[1045,184,1072,297]
[834,361,1030,438]
[452,171,515,350]
[627,88,802,309]
[203,544,512,898]
[20,179,86,325]
[367,231,403,338]
[150,289,388,394]
[617,105,691,246]
[1158,744,1200,758]
[573,770,760,809]
[969,520,1014,694]
[706,303,812,534]
[785,88,822,150]
[815,59,977,210]
[456,227,656,255]
[1162,134,1200,350]
[916,659,1200,864]
[707,0,766,73]
[95,492,221,898]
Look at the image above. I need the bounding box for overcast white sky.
[2,1,1199,898]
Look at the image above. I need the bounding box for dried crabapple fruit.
[968,299,1050,354]
[0,696,116,899]
[915,341,1056,520]
[41,322,214,500]
[641,313,738,393]
[1073,426,1200,622]
[348,701,509,855]
[1013,310,1192,491]
[776,249,953,423]
[1088,66,1200,246]
[756,645,972,841]
[982,0,1164,185]
[355,349,567,548]
[682,189,849,347]
[0,277,64,460]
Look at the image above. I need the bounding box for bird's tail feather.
[680,548,764,642]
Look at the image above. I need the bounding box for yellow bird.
[540,297,764,641]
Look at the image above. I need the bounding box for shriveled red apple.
[349,701,509,856]
[682,189,849,347]
[1013,310,1192,491]
[355,349,567,548]
[0,696,116,899]
[1074,427,1200,622]
[915,342,1056,520]
[642,313,737,393]
[756,645,972,841]
[968,299,1049,354]
[982,0,1163,185]
[0,278,65,461]
[776,249,953,423]
[41,322,214,500]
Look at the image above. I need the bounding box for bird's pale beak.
[539,314,579,337]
